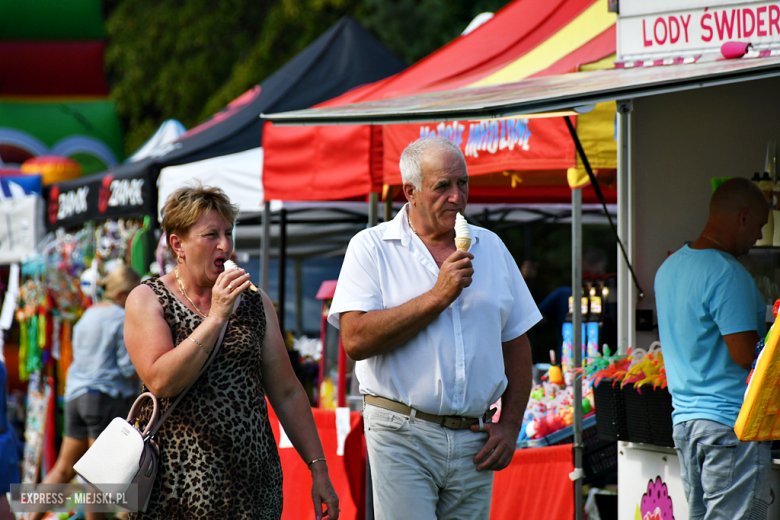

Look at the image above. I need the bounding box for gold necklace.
[408,215,418,235]
[175,267,208,318]
[701,234,729,251]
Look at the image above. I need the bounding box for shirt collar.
[382,203,479,247]
[382,203,413,247]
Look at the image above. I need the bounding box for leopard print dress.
[129,278,283,520]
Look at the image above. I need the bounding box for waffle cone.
[455,238,471,251]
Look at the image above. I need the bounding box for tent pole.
[617,100,634,354]
[369,192,378,227]
[384,187,393,222]
[261,201,271,292]
[278,208,287,334]
[295,259,303,335]
[572,187,583,520]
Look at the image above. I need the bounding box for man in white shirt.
[329,137,541,520]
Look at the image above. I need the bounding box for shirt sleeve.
[499,243,543,342]
[710,265,762,336]
[114,321,136,379]
[328,234,384,330]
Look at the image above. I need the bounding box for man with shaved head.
[655,177,771,519]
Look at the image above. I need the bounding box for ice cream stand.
[265,1,780,517]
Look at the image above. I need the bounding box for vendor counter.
[618,442,780,520]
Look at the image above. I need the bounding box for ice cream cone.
[454,212,471,252]
[224,259,258,292]
[455,237,471,251]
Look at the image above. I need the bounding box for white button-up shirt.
[329,204,541,417]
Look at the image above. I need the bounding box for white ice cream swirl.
[454,212,470,239]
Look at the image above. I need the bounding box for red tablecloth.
[268,406,363,520]
[490,444,574,520]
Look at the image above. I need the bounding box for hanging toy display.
[16,217,150,384]
[520,347,595,442]
[152,232,178,276]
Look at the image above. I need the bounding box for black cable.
[564,115,644,300]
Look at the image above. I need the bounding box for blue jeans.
[673,419,772,520]
[363,403,494,520]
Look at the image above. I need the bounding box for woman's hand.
[311,465,339,520]
[209,269,252,320]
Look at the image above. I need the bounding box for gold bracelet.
[188,336,211,356]
[307,458,327,469]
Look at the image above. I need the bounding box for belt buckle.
[441,416,467,429]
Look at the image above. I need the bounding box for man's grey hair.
[399,137,465,191]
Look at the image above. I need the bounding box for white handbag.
[74,317,231,512]
[74,392,160,512]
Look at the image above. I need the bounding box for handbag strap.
[146,296,237,438]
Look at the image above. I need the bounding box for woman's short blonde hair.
[101,266,142,302]
[161,183,239,257]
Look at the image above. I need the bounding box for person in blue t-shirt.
[655,177,770,520]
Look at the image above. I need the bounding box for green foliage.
[106,0,274,154]
[106,0,512,154]
[199,0,365,121]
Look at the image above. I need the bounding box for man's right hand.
[432,250,474,305]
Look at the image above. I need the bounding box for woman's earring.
[177,256,183,264]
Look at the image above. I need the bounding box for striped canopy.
[263,0,618,203]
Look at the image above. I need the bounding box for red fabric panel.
[383,118,574,187]
[268,404,363,520]
[263,122,374,201]
[490,445,574,520]
[343,416,367,520]
[0,41,108,96]
[369,125,384,192]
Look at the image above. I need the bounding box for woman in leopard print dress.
[124,185,339,519]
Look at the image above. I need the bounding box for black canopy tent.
[44,161,157,231]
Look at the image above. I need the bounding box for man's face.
[410,147,469,232]
[736,206,769,256]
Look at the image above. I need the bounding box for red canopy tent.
[263,0,618,204]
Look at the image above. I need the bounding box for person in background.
[538,246,607,354]
[29,265,142,520]
[124,184,338,520]
[0,356,20,520]
[330,137,541,520]
[655,177,771,519]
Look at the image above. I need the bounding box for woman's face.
[177,210,233,286]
